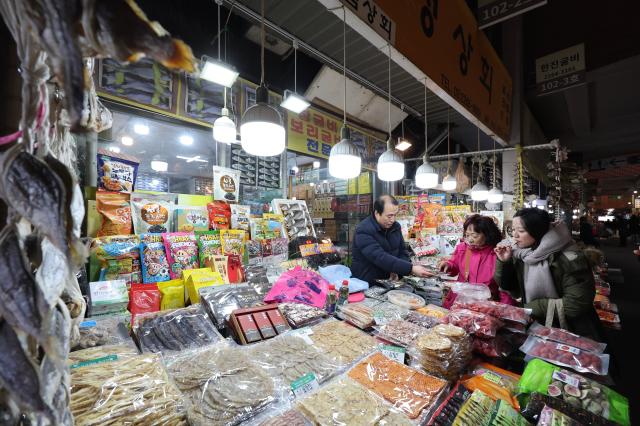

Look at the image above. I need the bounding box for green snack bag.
[518,359,630,426]
[196,231,222,269]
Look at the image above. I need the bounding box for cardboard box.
[253,311,276,339]
[229,304,291,344]
[89,280,129,316]
[185,268,224,303]
[237,314,261,343]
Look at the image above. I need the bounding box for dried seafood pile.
[0,0,195,423]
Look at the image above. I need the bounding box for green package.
[518,359,629,426]
[196,231,222,269]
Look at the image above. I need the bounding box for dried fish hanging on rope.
[0,0,196,423]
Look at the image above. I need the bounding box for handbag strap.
[463,248,472,281]
[545,299,568,330]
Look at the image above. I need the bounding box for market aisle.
[598,239,640,423]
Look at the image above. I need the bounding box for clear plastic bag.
[449,282,492,301]
[452,300,532,325]
[68,344,140,369]
[258,409,311,426]
[374,319,431,347]
[528,322,607,354]
[307,319,379,367]
[348,352,447,419]
[72,314,133,351]
[520,335,610,375]
[336,303,376,329]
[411,324,472,381]
[247,333,341,388]
[165,345,278,426]
[520,392,620,426]
[460,362,521,409]
[537,405,581,426]
[365,285,389,301]
[405,311,441,329]
[430,383,473,426]
[70,352,187,425]
[472,335,516,358]
[134,304,224,354]
[442,308,504,338]
[278,302,328,328]
[372,301,410,325]
[199,284,263,331]
[386,290,426,309]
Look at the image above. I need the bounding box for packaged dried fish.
[431,383,473,426]
[72,314,133,351]
[307,319,378,367]
[278,303,328,328]
[199,284,263,332]
[374,319,431,347]
[134,305,223,354]
[337,303,376,329]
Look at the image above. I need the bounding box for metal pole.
[405,143,557,162]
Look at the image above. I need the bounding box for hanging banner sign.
[340,0,513,143]
[341,0,397,44]
[287,107,387,171]
[477,0,547,29]
[535,44,586,96]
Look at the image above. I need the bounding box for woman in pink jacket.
[438,214,515,308]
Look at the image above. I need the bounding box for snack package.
[520,392,621,426]
[405,310,441,329]
[174,206,209,232]
[162,232,199,279]
[134,305,223,354]
[131,192,174,234]
[374,319,431,347]
[278,303,328,328]
[231,204,251,231]
[212,165,241,202]
[518,358,629,426]
[411,324,472,381]
[307,319,379,367]
[430,383,473,426]
[199,285,263,332]
[211,255,230,283]
[336,303,376,329]
[72,314,133,351]
[96,192,132,236]
[221,229,246,257]
[373,301,410,325]
[472,334,516,358]
[449,282,492,301]
[520,335,610,375]
[386,290,426,310]
[451,390,496,426]
[185,268,225,303]
[140,233,171,283]
[97,151,138,193]
[89,279,129,316]
[164,345,277,425]
[196,230,222,268]
[157,279,185,310]
[528,322,607,354]
[129,283,161,326]
[489,399,532,426]
[207,200,231,230]
[537,405,581,426]
[460,362,521,409]
[348,352,447,419]
[442,308,504,338]
[90,235,141,284]
[417,304,449,319]
[452,299,532,325]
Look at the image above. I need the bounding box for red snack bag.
[207,201,231,230]
[129,283,161,326]
[519,335,610,375]
[442,308,504,338]
[528,322,607,354]
[452,300,532,325]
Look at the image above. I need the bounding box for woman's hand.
[437,259,450,273]
[412,265,435,277]
[389,273,399,281]
[494,245,513,262]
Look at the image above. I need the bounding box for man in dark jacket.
[351,195,431,284]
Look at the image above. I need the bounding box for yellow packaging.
[157,279,185,310]
[182,268,213,301]
[220,229,246,257]
[185,269,224,303]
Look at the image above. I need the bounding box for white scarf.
[512,223,573,302]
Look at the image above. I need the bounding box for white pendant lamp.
[328,6,361,179]
[240,0,285,157]
[211,1,237,144]
[442,107,457,191]
[213,103,237,144]
[280,41,310,114]
[415,80,438,189]
[470,126,488,201]
[487,138,504,203]
[377,44,404,182]
[201,1,239,87]
[151,155,168,172]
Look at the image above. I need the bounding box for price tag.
[552,371,580,388]
[291,373,319,398]
[373,310,386,325]
[481,371,504,386]
[70,354,118,369]
[381,345,406,364]
[556,344,580,355]
[79,320,97,328]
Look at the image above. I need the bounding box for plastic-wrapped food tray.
[528,322,607,353]
[441,308,504,338]
[520,335,610,375]
[451,300,531,325]
[387,290,426,309]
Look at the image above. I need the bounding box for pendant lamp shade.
[240,85,285,156]
[442,174,457,191]
[329,127,361,179]
[488,187,504,203]
[213,107,236,144]
[471,181,489,201]
[415,160,438,189]
[377,140,405,182]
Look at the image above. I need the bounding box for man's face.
[375,203,399,229]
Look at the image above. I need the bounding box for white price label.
[381,345,406,364]
[374,311,387,325]
[556,344,580,355]
[552,371,580,388]
[291,373,319,398]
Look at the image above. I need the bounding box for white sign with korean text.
[340,0,396,45]
[535,44,586,95]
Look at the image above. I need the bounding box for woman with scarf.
[494,208,602,339]
[438,214,514,308]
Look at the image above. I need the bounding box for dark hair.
[373,195,399,215]
[514,208,551,243]
[464,214,502,247]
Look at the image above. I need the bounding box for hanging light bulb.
[487,137,503,203]
[213,106,236,144]
[329,6,361,180]
[240,0,285,156]
[377,44,404,182]
[470,125,488,201]
[211,1,237,144]
[443,174,457,191]
[415,80,438,189]
[280,41,310,113]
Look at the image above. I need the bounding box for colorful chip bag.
[140,233,171,283]
[162,232,199,279]
[196,231,222,269]
[129,283,161,326]
[96,192,132,236]
[207,201,231,230]
[131,192,175,234]
[90,235,141,284]
[221,229,246,257]
[230,204,251,231]
[157,280,185,310]
[175,206,209,232]
[97,151,139,193]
